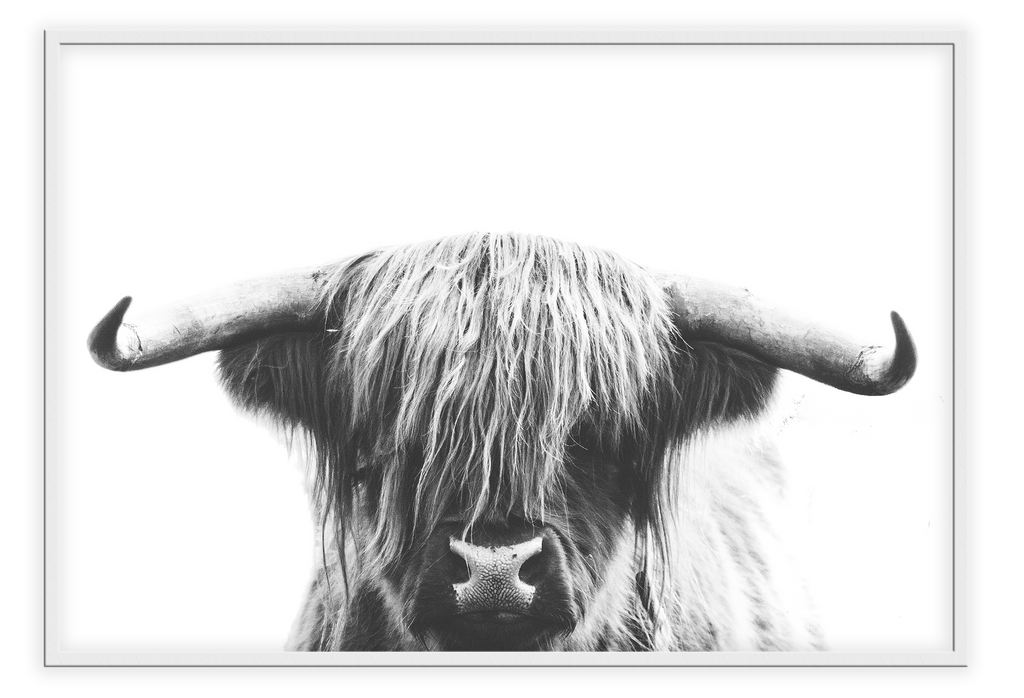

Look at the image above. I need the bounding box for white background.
[54,42,952,655]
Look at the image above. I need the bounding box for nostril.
[518,552,544,585]
[449,550,471,584]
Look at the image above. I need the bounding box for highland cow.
[87,233,916,651]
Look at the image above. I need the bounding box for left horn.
[661,275,917,396]
[87,267,332,371]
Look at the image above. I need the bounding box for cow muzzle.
[411,522,576,650]
[449,535,541,618]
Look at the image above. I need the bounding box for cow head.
[88,233,916,651]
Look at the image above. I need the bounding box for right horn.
[87,266,333,372]
[661,275,917,396]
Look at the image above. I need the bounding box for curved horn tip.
[87,296,135,371]
[874,310,917,395]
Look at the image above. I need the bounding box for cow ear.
[217,332,332,435]
[667,338,779,435]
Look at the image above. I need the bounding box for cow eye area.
[350,467,372,486]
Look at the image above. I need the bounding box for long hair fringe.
[315,233,676,574]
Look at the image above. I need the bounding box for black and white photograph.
[44,33,960,665]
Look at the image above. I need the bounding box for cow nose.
[449,536,543,615]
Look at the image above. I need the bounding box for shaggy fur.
[218,232,819,651]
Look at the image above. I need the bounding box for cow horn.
[87,267,333,371]
[661,276,917,396]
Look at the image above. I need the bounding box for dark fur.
[217,233,818,651]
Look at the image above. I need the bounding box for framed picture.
[44,29,962,667]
